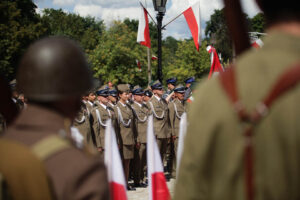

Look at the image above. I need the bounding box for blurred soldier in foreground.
[1,37,109,200]
[175,0,300,199]
[168,84,186,178]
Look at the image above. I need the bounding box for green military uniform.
[73,102,94,148]
[175,31,300,199]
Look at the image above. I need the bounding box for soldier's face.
[154,89,163,97]
[119,92,129,102]
[176,92,184,101]
[88,93,96,102]
[98,95,108,104]
[168,84,175,90]
[143,96,150,102]
[109,96,116,103]
[134,95,143,103]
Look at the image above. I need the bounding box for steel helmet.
[17,37,93,102]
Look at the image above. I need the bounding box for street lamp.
[152,0,167,83]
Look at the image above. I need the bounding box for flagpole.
[145,0,152,85]
[162,12,183,29]
[139,2,157,25]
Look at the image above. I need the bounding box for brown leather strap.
[219,61,300,200]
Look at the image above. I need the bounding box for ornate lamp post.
[152,0,167,82]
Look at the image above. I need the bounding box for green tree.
[165,40,210,82]
[40,9,104,51]
[250,13,266,33]
[0,0,47,80]
[89,21,151,87]
[205,9,233,62]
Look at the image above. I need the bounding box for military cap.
[174,84,185,93]
[184,77,195,84]
[132,85,144,95]
[96,85,109,97]
[9,79,17,91]
[144,90,153,97]
[151,80,163,90]
[117,84,130,93]
[108,88,118,97]
[166,77,177,85]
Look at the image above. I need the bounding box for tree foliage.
[40,9,105,51]
[89,21,150,86]
[0,0,47,80]
[165,40,210,82]
[250,13,266,33]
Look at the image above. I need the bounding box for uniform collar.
[100,103,107,110]
[154,95,161,101]
[134,101,142,107]
[13,104,66,132]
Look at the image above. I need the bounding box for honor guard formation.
[0,0,300,199]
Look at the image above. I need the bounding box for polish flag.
[151,55,158,61]
[207,45,224,79]
[176,112,187,177]
[137,5,151,48]
[183,1,201,51]
[136,59,142,72]
[251,38,263,49]
[147,115,170,200]
[104,119,128,200]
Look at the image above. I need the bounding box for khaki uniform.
[2,105,109,200]
[91,102,114,149]
[115,101,135,159]
[175,32,300,200]
[149,95,170,160]
[168,98,186,176]
[73,102,94,148]
[132,102,151,183]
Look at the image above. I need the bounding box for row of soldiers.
[73,77,195,190]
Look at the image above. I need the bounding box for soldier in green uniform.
[1,37,109,200]
[115,84,136,190]
[91,86,115,153]
[168,84,186,178]
[174,0,300,199]
[149,80,170,162]
[131,86,150,187]
[162,77,177,102]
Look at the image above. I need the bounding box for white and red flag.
[151,55,158,61]
[147,115,170,200]
[104,119,128,200]
[183,1,201,51]
[251,38,264,49]
[206,45,224,79]
[137,5,151,48]
[136,59,142,72]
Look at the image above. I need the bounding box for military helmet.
[17,37,92,102]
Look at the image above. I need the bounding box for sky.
[34,0,261,40]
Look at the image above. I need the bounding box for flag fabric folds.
[147,115,170,200]
[137,5,151,48]
[207,45,224,79]
[176,112,187,177]
[136,59,142,72]
[104,119,128,200]
[251,38,264,49]
[183,1,201,51]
